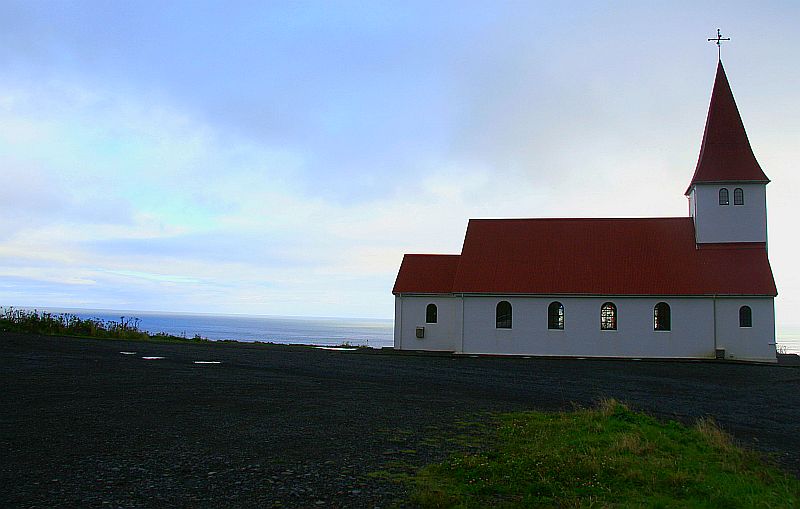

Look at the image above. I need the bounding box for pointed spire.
[685,61,769,195]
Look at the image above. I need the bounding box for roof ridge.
[402,253,460,257]
[468,217,692,222]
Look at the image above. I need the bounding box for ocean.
[29,308,395,348]
[13,307,800,354]
[777,327,800,355]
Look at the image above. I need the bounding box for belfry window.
[734,188,744,205]
[425,303,437,324]
[739,306,752,328]
[654,302,671,331]
[719,188,729,205]
[548,301,564,330]
[600,302,617,330]
[496,301,512,329]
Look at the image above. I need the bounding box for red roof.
[686,61,769,194]
[392,254,460,294]
[393,218,776,296]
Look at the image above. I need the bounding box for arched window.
[654,302,671,331]
[425,303,437,324]
[719,188,729,205]
[739,306,752,328]
[548,301,564,330]
[600,302,617,330]
[734,188,744,205]
[496,301,512,329]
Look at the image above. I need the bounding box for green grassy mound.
[411,400,800,508]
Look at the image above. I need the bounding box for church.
[392,59,778,363]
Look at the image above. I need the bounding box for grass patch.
[1,306,209,343]
[410,400,800,508]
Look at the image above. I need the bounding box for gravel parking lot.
[2,332,798,508]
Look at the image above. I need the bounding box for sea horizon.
[6,305,394,349]
[5,305,800,354]
[14,305,392,323]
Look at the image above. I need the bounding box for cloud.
[0,71,788,318]
[1,2,799,324]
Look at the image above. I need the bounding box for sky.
[0,1,798,325]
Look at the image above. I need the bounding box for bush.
[0,306,207,343]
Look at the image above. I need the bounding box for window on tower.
[719,188,729,205]
[734,188,744,205]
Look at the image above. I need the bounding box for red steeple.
[685,61,769,195]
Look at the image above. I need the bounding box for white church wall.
[460,296,718,359]
[394,295,777,362]
[714,297,776,362]
[691,183,767,243]
[395,295,461,351]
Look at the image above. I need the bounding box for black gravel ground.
[2,332,799,508]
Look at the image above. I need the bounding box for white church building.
[392,61,778,363]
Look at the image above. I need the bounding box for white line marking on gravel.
[119,352,137,355]
[141,356,165,360]
[194,361,221,364]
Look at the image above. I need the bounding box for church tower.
[686,61,770,245]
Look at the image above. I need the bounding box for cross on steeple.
[708,28,730,61]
